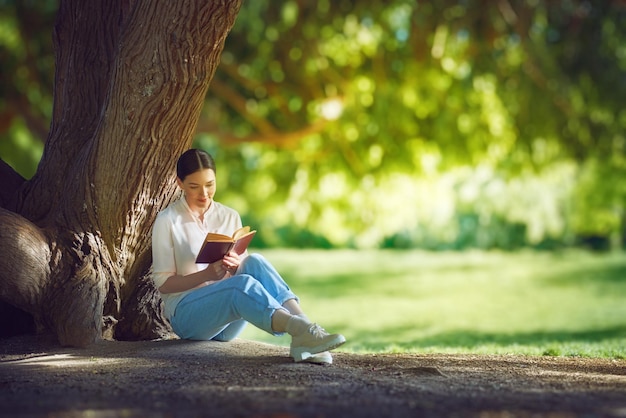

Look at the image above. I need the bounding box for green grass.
[239,249,626,359]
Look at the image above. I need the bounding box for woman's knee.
[241,253,267,269]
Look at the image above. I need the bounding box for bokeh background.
[2,0,625,252]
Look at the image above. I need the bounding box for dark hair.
[176,149,216,181]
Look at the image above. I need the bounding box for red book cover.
[195,227,256,264]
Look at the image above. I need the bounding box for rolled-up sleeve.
[151,213,176,290]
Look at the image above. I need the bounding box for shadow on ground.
[1,334,625,417]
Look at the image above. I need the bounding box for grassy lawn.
[239,249,626,359]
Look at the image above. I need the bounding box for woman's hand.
[208,262,228,281]
[222,251,240,274]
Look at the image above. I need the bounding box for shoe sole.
[291,334,346,362]
[302,351,333,365]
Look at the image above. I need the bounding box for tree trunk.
[0,0,242,347]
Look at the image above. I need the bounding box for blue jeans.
[170,253,298,341]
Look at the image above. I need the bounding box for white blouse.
[151,196,243,319]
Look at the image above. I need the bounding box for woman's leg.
[237,253,303,314]
[170,274,291,340]
[211,319,248,342]
[171,255,345,362]
[283,299,303,315]
[238,253,343,363]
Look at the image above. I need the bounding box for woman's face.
[177,168,216,214]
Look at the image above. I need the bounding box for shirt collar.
[179,195,213,224]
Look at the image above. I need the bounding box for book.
[195,226,256,264]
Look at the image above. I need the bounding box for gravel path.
[1,335,625,417]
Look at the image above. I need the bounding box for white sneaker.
[302,351,333,365]
[290,323,345,362]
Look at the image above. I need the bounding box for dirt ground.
[0,334,625,418]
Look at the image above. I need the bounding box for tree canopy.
[2,0,625,250]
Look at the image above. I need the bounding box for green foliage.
[1,1,626,249]
[0,118,43,179]
[240,249,626,359]
[200,0,626,249]
[0,0,54,177]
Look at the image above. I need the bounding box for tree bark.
[0,0,242,346]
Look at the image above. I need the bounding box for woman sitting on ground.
[151,148,345,364]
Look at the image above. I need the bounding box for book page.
[204,232,233,242]
[232,226,251,240]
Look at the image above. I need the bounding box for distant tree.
[0,0,242,346]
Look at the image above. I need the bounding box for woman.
[151,149,345,364]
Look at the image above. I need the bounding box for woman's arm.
[158,262,227,294]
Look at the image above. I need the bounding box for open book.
[195,226,257,264]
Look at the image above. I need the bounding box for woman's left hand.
[222,251,240,273]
